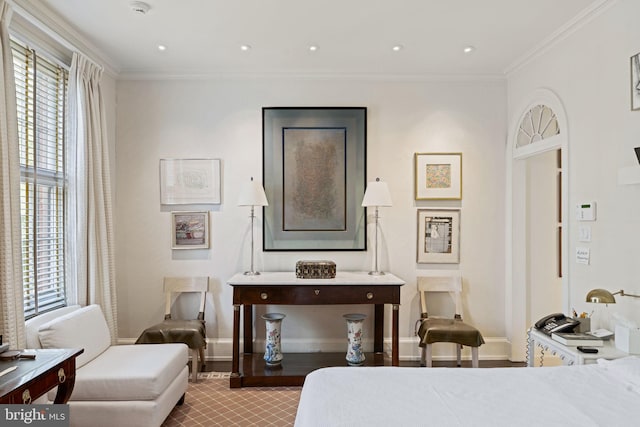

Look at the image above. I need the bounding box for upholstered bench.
[25,304,188,427]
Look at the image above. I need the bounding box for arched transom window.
[516,104,560,148]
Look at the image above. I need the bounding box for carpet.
[162,373,302,426]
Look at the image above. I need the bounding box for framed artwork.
[171,211,209,249]
[631,51,640,111]
[417,209,460,264]
[262,107,367,251]
[160,159,221,205]
[414,153,462,200]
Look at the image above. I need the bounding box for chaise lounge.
[25,304,188,427]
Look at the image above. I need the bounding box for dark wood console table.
[228,271,404,388]
[0,348,83,404]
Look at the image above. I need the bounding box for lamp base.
[368,271,386,276]
[244,271,261,276]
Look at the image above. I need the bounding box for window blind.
[11,38,68,318]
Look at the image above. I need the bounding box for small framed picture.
[160,159,221,205]
[417,209,460,264]
[414,153,462,200]
[171,211,209,249]
[631,51,640,111]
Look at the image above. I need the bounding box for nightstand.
[527,328,628,366]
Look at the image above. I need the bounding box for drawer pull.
[22,389,31,404]
[58,368,66,383]
[366,292,374,300]
[314,289,320,296]
[260,292,268,300]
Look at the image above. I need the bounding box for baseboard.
[119,336,511,362]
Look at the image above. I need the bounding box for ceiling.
[31,0,604,77]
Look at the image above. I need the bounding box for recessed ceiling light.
[309,45,319,52]
[157,44,167,52]
[240,45,251,51]
[129,1,151,15]
[392,45,403,52]
[463,46,475,54]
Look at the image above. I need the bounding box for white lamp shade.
[238,179,269,206]
[361,180,392,207]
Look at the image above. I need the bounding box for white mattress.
[295,356,640,427]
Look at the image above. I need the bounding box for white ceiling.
[31,0,605,77]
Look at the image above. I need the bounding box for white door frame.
[505,88,569,361]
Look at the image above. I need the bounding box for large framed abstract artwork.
[262,107,367,251]
[416,209,460,264]
[414,153,462,200]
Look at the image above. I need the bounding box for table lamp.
[586,288,640,304]
[362,178,392,275]
[238,177,268,275]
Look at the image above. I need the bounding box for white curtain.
[0,0,25,349]
[67,52,118,343]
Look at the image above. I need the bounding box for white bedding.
[294,357,640,427]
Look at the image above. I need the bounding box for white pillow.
[38,304,111,368]
[25,305,81,349]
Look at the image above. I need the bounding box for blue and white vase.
[262,313,286,366]
[343,313,367,366]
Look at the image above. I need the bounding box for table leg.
[53,361,76,404]
[243,304,253,354]
[231,304,241,383]
[392,304,399,366]
[374,304,384,353]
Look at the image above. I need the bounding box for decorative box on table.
[295,260,336,279]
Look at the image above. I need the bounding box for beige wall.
[114,77,508,360]
[526,149,562,323]
[507,0,640,331]
[13,0,640,362]
[20,0,640,362]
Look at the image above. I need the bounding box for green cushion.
[417,317,485,348]
[136,319,206,349]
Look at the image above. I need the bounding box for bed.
[294,357,640,426]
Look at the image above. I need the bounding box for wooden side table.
[228,271,404,388]
[0,348,83,404]
[527,328,627,366]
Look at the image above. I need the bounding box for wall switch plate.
[576,247,590,265]
[579,226,592,242]
[576,201,596,221]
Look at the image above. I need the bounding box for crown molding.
[504,0,618,76]
[118,70,507,83]
[9,0,120,77]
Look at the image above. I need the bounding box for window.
[516,104,560,148]
[11,38,69,318]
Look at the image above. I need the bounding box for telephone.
[534,313,580,336]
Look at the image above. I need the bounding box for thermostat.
[576,202,596,221]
